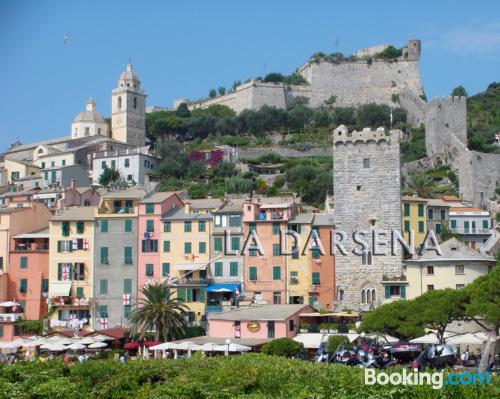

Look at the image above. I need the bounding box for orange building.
[8,229,49,321]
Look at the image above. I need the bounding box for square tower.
[332,126,403,311]
[111,64,147,147]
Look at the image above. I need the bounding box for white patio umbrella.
[0,301,20,307]
[54,337,74,345]
[40,343,68,352]
[447,333,486,345]
[200,342,219,352]
[79,337,95,345]
[150,342,176,351]
[473,332,490,342]
[88,341,108,349]
[67,342,87,351]
[409,333,440,344]
[213,343,252,353]
[46,335,64,342]
[92,334,113,342]
[172,341,195,351]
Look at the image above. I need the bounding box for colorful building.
[449,207,493,249]
[161,200,217,325]
[137,192,184,293]
[93,188,144,330]
[242,196,301,305]
[8,229,50,321]
[402,196,428,249]
[426,198,450,240]
[48,207,96,331]
[403,238,496,298]
[208,304,312,339]
[208,199,244,312]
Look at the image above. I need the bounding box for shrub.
[261,338,303,358]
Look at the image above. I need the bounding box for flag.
[72,238,78,250]
[62,265,71,281]
[100,318,108,329]
[123,294,131,305]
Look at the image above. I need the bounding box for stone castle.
[332,126,403,310]
[177,38,498,210]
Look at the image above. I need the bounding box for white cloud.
[427,22,500,57]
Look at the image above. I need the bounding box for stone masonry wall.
[332,126,403,311]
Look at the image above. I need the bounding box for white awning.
[49,282,72,297]
[174,263,206,271]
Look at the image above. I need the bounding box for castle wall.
[425,97,467,156]
[298,59,423,109]
[332,126,403,311]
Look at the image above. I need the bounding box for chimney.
[184,202,191,214]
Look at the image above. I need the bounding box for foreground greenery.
[0,354,497,399]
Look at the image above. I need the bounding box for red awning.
[143,340,161,347]
[123,342,140,350]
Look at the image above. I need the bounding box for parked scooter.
[410,344,458,370]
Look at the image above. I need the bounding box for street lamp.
[225,338,231,356]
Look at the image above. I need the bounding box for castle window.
[85,127,90,136]
[118,97,122,109]
[133,97,137,109]
[361,290,366,304]
[363,158,370,168]
[356,185,361,191]
[98,128,101,135]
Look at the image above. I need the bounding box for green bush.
[261,338,303,358]
[0,355,495,398]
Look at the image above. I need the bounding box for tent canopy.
[447,333,486,345]
[206,283,241,293]
[49,282,72,297]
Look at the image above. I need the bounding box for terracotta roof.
[141,191,180,204]
[441,195,461,202]
[50,206,96,221]
[449,207,483,212]
[93,327,127,340]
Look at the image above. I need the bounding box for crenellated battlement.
[333,125,400,146]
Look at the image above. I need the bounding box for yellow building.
[4,158,40,183]
[403,238,495,299]
[402,196,428,249]
[287,214,313,305]
[48,207,96,331]
[161,201,216,325]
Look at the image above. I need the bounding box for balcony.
[50,296,91,307]
[451,227,492,235]
[176,277,212,286]
[0,313,23,322]
[98,206,134,215]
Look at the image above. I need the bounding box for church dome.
[73,98,106,123]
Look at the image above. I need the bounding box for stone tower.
[111,64,147,147]
[332,126,403,311]
[406,39,421,61]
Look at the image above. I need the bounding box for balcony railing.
[98,207,134,215]
[50,297,91,307]
[0,313,23,322]
[14,244,49,252]
[176,277,211,286]
[451,227,492,235]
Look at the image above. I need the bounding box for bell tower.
[111,63,147,147]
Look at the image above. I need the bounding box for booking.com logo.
[365,368,491,390]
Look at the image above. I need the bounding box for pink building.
[208,304,312,340]
[137,192,184,295]
[242,197,301,304]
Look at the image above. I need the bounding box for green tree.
[263,72,284,83]
[357,103,391,128]
[232,80,241,90]
[98,167,120,186]
[209,89,217,98]
[186,161,206,180]
[156,139,189,179]
[213,161,236,178]
[403,173,439,198]
[412,288,468,343]
[360,300,424,340]
[468,134,486,151]
[451,85,468,97]
[225,176,254,193]
[176,103,191,118]
[218,87,226,96]
[261,338,303,358]
[465,265,500,334]
[128,282,188,342]
[374,45,401,59]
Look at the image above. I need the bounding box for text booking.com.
[365,368,491,390]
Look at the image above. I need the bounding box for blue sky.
[1,0,499,150]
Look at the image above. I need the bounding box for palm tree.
[128,282,188,342]
[403,173,439,198]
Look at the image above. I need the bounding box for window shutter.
[57,263,62,280]
[400,285,406,299]
[385,286,391,299]
[177,288,186,301]
[124,279,132,294]
[57,241,62,253]
[186,288,192,303]
[199,289,205,302]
